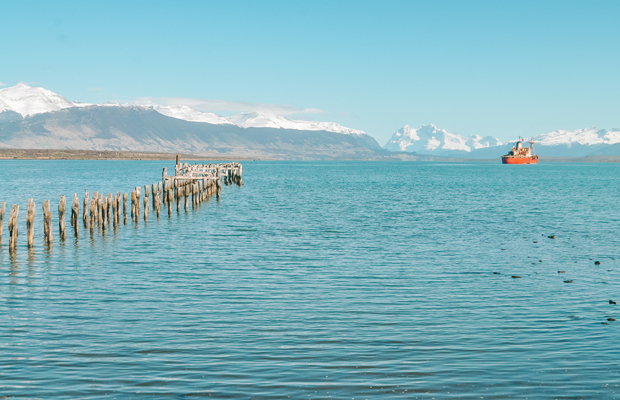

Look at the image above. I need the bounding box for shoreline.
[1,148,620,162]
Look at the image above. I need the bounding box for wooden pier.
[0,158,242,252]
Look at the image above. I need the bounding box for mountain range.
[0,84,381,159]
[383,124,620,158]
[1,83,619,159]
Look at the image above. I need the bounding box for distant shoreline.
[2,148,620,163]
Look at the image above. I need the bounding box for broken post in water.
[26,199,35,248]
[0,158,242,253]
[59,195,66,241]
[8,205,19,251]
[0,202,5,244]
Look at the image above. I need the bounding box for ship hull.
[502,156,539,164]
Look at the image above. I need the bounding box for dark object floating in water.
[610,300,617,305]
[595,261,601,265]
[533,241,538,243]
[548,235,556,239]
[602,322,609,325]
[493,272,500,274]
[512,275,522,279]
[539,260,543,262]
[564,280,573,283]
[607,318,616,321]
[501,248,506,251]
[558,271,565,273]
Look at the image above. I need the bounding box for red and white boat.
[502,139,539,164]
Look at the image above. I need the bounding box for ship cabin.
[508,141,534,157]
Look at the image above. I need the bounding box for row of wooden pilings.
[0,160,242,253]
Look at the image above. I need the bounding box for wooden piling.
[167,189,173,216]
[43,201,52,245]
[184,185,189,211]
[131,190,136,221]
[144,194,149,222]
[135,187,141,221]
[97,194,103,226]
[26,199,35,248]
[9,204,19,251]
[89,198,96,229]
[59,195,66,241]
[83,191,89,226]
[123,193,128,224]
[71,194,80,237]
[0,202,5,244]
[107,193,113,224]
[152,183,157,210]
[102,197,107,230]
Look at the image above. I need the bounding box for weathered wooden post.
[152,183,157,210]
[93,191,98,222]
[26,199,35,248]
[131,190,136,221]
[155,193,161,218]
[136,186,141,221]
[184,185,189,211]
[9,204,19,251]
[43,201,52,245]
[71,194,80,237]
[107,193,113,224]
[176,181,181,213]
[167,189,173,216]
[123,193,128,224]
[89,198,96,229]
[97,194,103,225]
[0,202,5,244]
[144,194,149,222]
[102,197,107,231]
[58,195,66,241]
[83,190,89,226]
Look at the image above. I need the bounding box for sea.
[1,160,619,399]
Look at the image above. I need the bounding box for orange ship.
[502,139,539,164]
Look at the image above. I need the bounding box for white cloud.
[131,96,323,116]
[0,82,6,87]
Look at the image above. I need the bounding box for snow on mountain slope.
[383,124,502,154]
[226,111,366,135]
[153,105,232,125]
[0,83,74,116]
[535,127,620,146]
[0,84,368,138]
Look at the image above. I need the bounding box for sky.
[1,0,619,144]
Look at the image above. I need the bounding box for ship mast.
[529,138,535,156]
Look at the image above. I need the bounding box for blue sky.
[1,0,618,144]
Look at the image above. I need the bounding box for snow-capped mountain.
[383,124,502,155]
[0,83,367,137]
[536,127,620,147]
[0,83,382,158]
[0,83,75,116]
[153,105,233,125]
[227,111,366,136]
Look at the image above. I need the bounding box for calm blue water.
[1,160,620,399]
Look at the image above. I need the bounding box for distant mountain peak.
[0,83,75,117]
[0,83,369,138]
[384,124,502,154]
